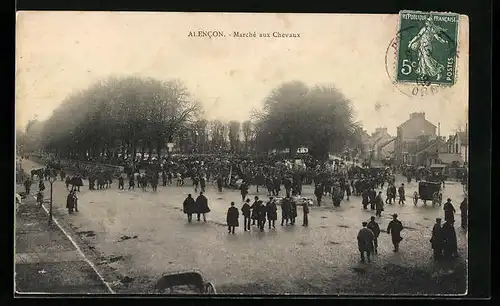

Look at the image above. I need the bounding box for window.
[455,143,459,153]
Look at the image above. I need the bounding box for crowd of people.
[22,153,467,264]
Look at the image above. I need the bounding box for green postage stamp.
[397,10,459,86]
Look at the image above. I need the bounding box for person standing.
[257,200,267,232]
[118,176,124,190]
[226,202,239,234]
[216,175,224,192]
[289,198,298,225]
[281,198,290,226]
[128,175,135,190]
[266,198,278,229]
[192,175,199,193]
[442,220,458,259]
[460,197,468,230]
[430,218,444,260]
[398,183,406,205]
[195,192,210,222]
[250,196,259,226]
[367,216,381,254]
[24,178,31,195]
[345,182,351,201]
[369,187,377,210]
[200,175,206,193]
[387,214,404,252]
[183,194,196,223]
[443,198,456,223]
[302,200,310,226]
[314,184,323,207]
[240,181,249,201]
[361,188,369,210]
[357,222,375,263]
[241,199,251,231]
[375,191,384,217]
[38,179,45,193]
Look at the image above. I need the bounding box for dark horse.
[30,168,45,180]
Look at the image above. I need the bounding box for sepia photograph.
[15,11,469,295]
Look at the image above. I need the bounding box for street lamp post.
[48,175,56,225]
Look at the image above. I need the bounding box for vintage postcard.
[15,11,469,295]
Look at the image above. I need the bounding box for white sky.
[15,12,469,136]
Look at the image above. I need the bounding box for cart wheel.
[413,192,418,205]
[204,282,216,294]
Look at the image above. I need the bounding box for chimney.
[438,122,441,137]
[409,112,425,119]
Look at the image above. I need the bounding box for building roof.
[456,131,468,146]
[397,112,437,129]
[438,153,464,164]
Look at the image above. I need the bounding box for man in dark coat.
[443,198,456,223]
[241,199,251,231]
[200,176,206,193]
[460,198,468,230]
[442,220,458,259]
[118,176,124,190]
[128,174,135,190]
[367,216,381,254]
[361,188,369,209]
[195,192,210,222]
[24,178,31,194]
[387,214,404,252]
[226,202,239,234]
[357,221,375,263]
[240,182,249,201]
[250,196,259,225]
[368,188,377,210]
[266,198,278,229]
[345,182,351,201]
[281,198,291,226]
[302,200,310,226]
[430,218,444,260]
[375,192,384,217]
[38,179,45,192]
[398,183,406,205]
[192,175,199,193]
[183,194,196,222]
[314,184,323,207]
[216,175,224,192]
[289,198,297,225]
[257,201,267,232]
[273,176,281,196]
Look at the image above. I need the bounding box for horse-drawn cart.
[413,181,442,206]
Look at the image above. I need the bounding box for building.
[369,127,394,160]
[447,130,468,165]
[394,112,437,165]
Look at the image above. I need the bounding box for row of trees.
[17,76,365,162]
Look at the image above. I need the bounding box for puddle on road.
[337,225,350,228]
[297,242,308,246]
[328,241,341,245]
[319,225,329,229]
[321,216,327,219]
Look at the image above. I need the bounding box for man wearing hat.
[430,218,444,260]
[443,198,456,223]
[387,214,404,252]
[398,183,406,205]
[367,216,381,254]
[241,199,251,231]
[357,221,375,263]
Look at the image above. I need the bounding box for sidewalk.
[15,187,112,294]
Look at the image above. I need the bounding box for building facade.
[449,131,468,165]
[394,112,437,165]
[369,127,394,160]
